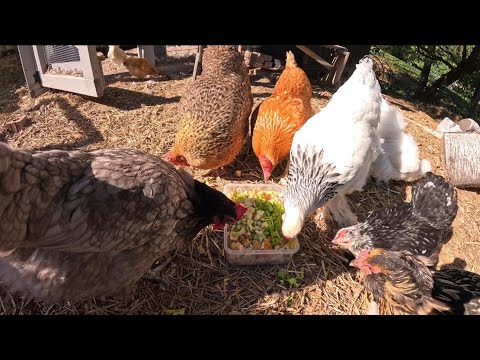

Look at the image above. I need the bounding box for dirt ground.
[0,48,478,315]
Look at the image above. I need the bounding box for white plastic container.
[223,183,300,266]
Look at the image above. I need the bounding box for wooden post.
[443,132,480,187]
[137,45,156,66]
[295,45,333,71]
[154,45,167,59]
[17,46,47,97]
[193,45,205,80]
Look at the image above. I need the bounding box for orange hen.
[252,51,314,182]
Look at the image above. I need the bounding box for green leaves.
[277,268,304,289]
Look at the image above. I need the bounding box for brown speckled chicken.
[0,142,243,302]
[351,249,449,315]
[252,51,314,182]
[351,249,480,315]
[165,46,253,174]
[123,57,158,79]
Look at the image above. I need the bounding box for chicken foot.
[203,168,223,180]
[366,300,379,315]
[141,257,172,289]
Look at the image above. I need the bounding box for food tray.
[223,183,300,266]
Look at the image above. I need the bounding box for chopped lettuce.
[228,189,294,251]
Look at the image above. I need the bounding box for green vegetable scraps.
[228,189,295,251]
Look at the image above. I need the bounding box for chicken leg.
[277,158,291,186]
[323,194,358,228]
[203,168,222,180]
[281,158,291,178]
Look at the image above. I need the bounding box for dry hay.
[0,52,479,315]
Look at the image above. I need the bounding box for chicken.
[107,45,127,67]
[370,97,431,182]
[0,142,245,302]
[350,249,450,315]
[432,268,480,315]
[165,46,253,175]
[97,52,106,62]
[332,172,458,264]
[123,57,158,79]
[251,51,314,182]
[281,57,382,238]
[351,249,480,315]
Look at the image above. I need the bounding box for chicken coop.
[192,45,370,88]
[18,45,156,97]
[17,45,369,98]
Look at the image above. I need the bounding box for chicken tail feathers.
[285,51,298,67]
[412,172,458,230]
[377,97,405,139]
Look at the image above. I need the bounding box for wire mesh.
[42,45,84,76]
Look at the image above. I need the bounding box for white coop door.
[18,45,105,97]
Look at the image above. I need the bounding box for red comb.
[235,203,248,220]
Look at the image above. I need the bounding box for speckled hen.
[332,172,458,264]
[351,249,480,315]
[0,142,241,302]
[165,45,253,173]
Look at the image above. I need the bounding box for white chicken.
[108,45,127,67]
[369,97,431,182]
[282,57,382,238]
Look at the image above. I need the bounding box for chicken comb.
[235,203,248,220]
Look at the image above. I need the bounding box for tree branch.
[438,45,459,65]
[417,45,455,69]
[461,45,468,61]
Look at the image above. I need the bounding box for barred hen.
[166,46,253,175]
[351,249,480,315]
[0,142,243,302]
[332,172,457,264]
[252,51,314,182]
